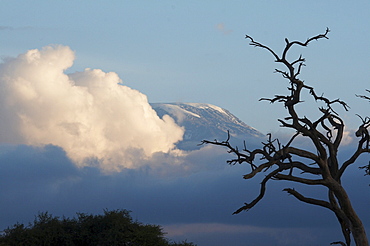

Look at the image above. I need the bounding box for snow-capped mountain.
[151,103,264,150]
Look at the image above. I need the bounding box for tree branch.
[233,167,283,214]
[356,89,370,101]
[283,188,333,210]
[274,174,327,186]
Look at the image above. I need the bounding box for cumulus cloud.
[0,45,184,171]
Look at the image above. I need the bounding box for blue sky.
[1,1,369,133]
[0,1,369,245]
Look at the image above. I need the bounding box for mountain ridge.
[151,102,264,150]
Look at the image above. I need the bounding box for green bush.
[0,209,196,246]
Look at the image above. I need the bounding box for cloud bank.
[0,45,184,171]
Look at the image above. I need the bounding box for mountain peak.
[151,103,264,150]
[184,103,227,115]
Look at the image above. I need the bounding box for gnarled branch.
[283,188,333,210]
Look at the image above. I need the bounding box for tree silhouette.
[0,209,196,246]
[203,29,369,246]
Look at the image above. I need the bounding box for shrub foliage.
[0,209,195,246]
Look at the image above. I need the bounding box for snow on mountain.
[151,103,264,150]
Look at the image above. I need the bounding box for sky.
[0,1,369,245]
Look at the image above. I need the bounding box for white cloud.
[341,127,355,146]
[270,125,356,149]
[0,45,184,171]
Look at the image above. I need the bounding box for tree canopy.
[0,209,195,246]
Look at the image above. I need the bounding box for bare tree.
[202,29,369,246]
